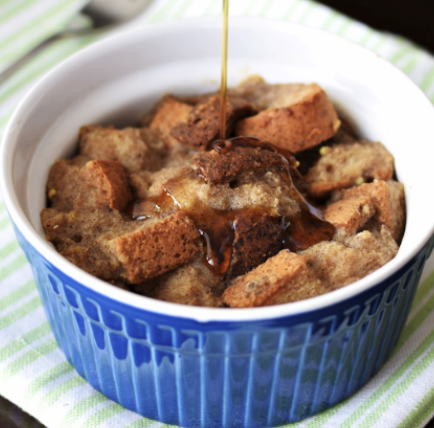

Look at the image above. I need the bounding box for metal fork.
[0,0,153,83]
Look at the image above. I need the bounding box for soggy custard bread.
[41,76,405,308]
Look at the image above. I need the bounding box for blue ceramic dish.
[2,19,434,428]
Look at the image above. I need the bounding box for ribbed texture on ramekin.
[15,224,434,428]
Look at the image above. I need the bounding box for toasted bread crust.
[302,227,398,291]
[235,83,340,153]
[223,226,398,308]
[143,261,225,307]
[79,160,132,211]
[223,250,306,308]
[171,95,257,150]
[42,78,404,308]
[193,145,284,185]
[338,180,405,243]
[226,214,284,281]
[79,125,164,172]
[324,195,375,235]
[305,140,395,198]
[109,211,200,283]
[150,96,192,148]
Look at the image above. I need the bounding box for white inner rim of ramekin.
[2,17,434,322]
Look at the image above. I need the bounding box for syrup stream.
[126,2,336,278]
[219,0,229,140]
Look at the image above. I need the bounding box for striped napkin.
[1,1,434,427]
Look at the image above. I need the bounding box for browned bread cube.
[338,180,405,243]
[77,159,132,211]
[226,214,284,281]
[223,250,306,308]
[193,144,284,185]
[305,141,395,198]
[109,211,200,283]
[46,155,89,211]
[142,261,225,307]
[324,195,375,235]
[79,125,164,172]
[149,96,192,148]
[46,157,131,212]
[171,95,257,150]
[302,227,398,290]
[235,82,340,153]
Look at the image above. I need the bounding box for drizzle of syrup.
[219,0,229,140]
[127,1,335,278]
[126,136,335,278]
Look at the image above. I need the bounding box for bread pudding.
[41,76,405,308]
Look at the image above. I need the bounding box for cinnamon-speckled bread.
[42,77,405,307]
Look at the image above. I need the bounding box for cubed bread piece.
[338,180,405,243]
[46,155,90,211]
[305,140,395,198]
[60,243,121,282]
[226,214,284,281]
[235,82,340,153]
[145,165,191,198]
[128,166,191,201]
[149,96,193,148]
[231,75,322,110]
[302,226,398,291]
[193,144,284,185]
[109,211,200,283]
[171,95,257,150]
[324,195,375,235]
[79,125,164,172]
[224,226,398,308]
[46,158,131,212]
[75,160,132,211]
[142,261,225,307]
[41,208,81,249]
[128,170,153,199]
[223,250,307,308]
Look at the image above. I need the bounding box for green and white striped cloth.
[1,1,434,427]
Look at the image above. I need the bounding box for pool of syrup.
[127,136,335,277]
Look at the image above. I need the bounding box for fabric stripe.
[124,418,161,428]
[0,0,38,28]
[420,68,434,92]
[390,287,434,357]
[359,339,434,427]
[0,36,92,105]
[0,216,12,231]
[0,323,50,363]
[397,387,434,428]
[0,241,20,259]
[0,296,41,332]
[283,0,304,20]
[81,403,126,428]
[62,394,109,426]
[26,362,74,398]
[0,255,29,283]
[39,376,86,409]
[0,280,36,310]
[339,313,434,427]
[3,339,57,380]
[409,270,434,312]
[396,384,434,428]
[0,0,84,67]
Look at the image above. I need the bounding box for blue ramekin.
[3,19,434,428]
[14,223,434,427]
